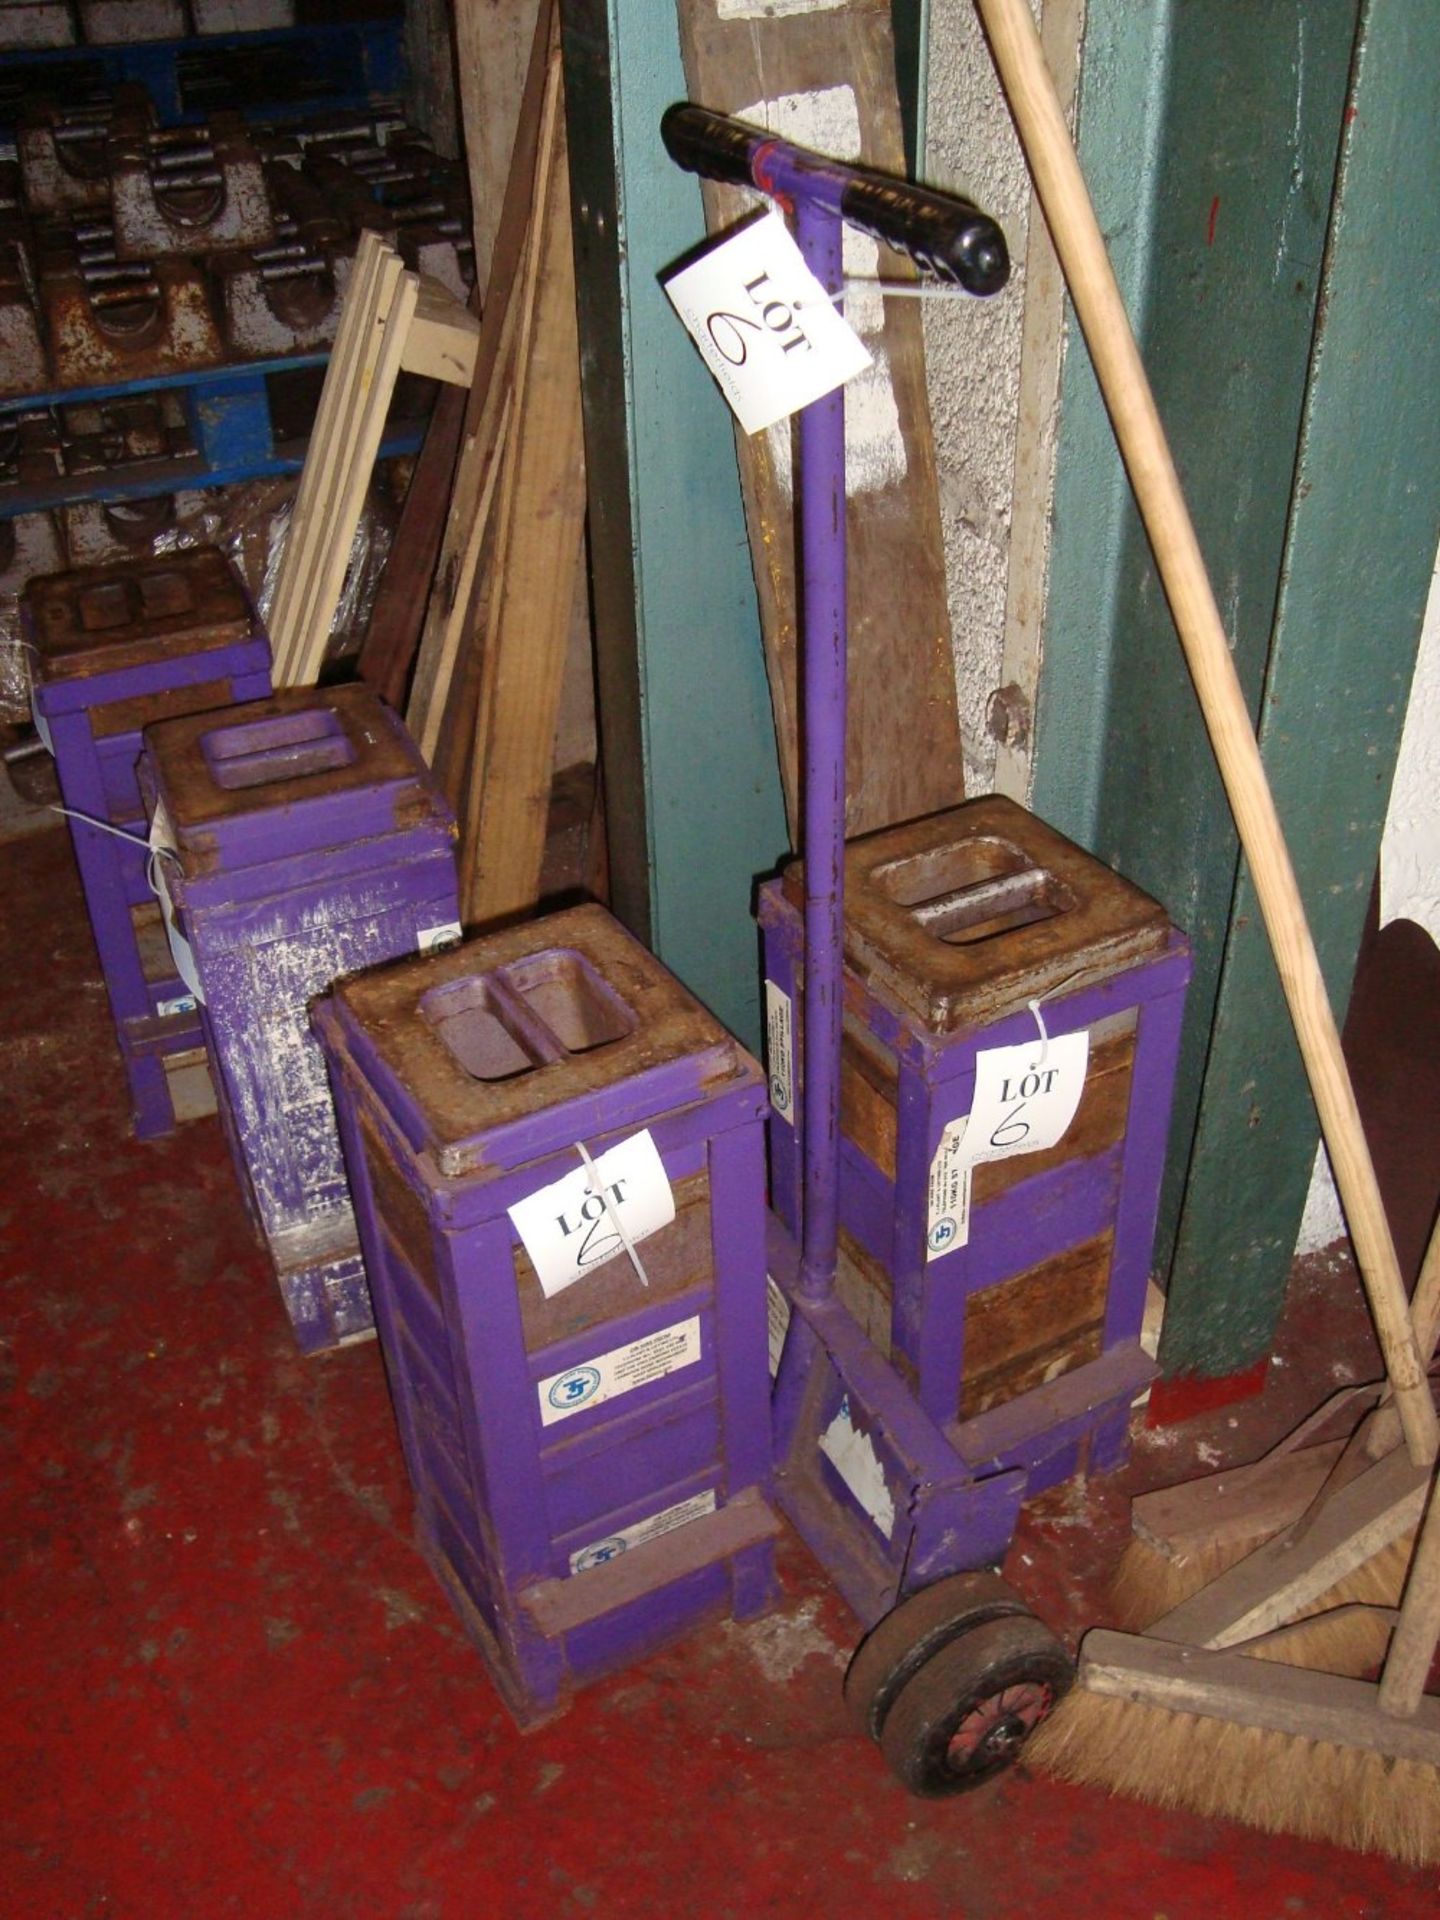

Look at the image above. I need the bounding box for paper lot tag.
[927,1030,1090,1259]
[662,209,872,434]
[148,801,205,1006]
[508,1129,675,1299]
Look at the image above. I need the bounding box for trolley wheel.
[843,1570,1031,1741]
[877,1612,1074,1797]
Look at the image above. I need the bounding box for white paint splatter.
[723,1597,844,1682]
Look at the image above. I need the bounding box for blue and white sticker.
[536,1315,702,1428]
[417,920,463,955]
[568,1489,717,1575]
[764,981,795,1125]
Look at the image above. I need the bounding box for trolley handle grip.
[660,103,1009,296]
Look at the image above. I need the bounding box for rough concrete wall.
[923,0,1078,798]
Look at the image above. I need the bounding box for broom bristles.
[1026,1687,1440,1867]
[1109,1529,1414,1678]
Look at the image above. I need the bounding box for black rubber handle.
[661,102,1009,296]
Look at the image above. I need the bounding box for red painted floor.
[4,816,1436,1918]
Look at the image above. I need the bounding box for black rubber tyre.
[843,1570,1031,1741]
[876,1612,1074,1797]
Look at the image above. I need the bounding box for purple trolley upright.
[314,904,780,1727]
[25,548,272,1139]
[661,104,1191,1796]
[139,683,460,1353]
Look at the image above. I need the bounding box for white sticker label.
[568,1488,717,1575]
[663,208,872,435]
[926,1121,974,1260]
[819,1395,895,1538]
[926,1030,1090,1258]
[766,1273,792,1378]
[764,980,795,1124]
[417,920,463,955]
[156,992,197,1019]
[148,803,205,1007]
[719,0,845,16]
[537,1315,702,1428]
[508,1129,676,1300]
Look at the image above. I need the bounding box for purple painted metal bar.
[787,180,847,1307]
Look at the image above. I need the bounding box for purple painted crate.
[25,547,272,1140]
[139,683,460,1354]
[760,795,1191,1493]
[313,904,781,1727]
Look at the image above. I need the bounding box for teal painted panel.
[566,0,790,1049]
[1035,1,1359,1321]
[1031,0,1174,847]
[1160,0,1440,1377]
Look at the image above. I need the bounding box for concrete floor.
[4,814,1436,1918]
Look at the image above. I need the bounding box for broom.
[970,0,1440,1859]
[1111,1217,1440,1680]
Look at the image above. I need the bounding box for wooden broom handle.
[975,0,1438,1468]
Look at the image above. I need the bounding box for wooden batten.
[676,0,966,839]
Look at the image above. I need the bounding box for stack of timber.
[269,230,479,688]
[101,0,597,921]
[363,0,594,924]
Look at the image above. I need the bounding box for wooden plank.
[401,278,481,385]
[1152,1445,1430,1652]
[460,97,587,924]
[676,0,964,840]
[355,379,467,709]
[406,303,524,758]
[289,264,420,688]
[406,5,559,756]
[269,230,387,678]
[1080,1628,1440,1765]
[453,0,544,297]
[273,241,400,684]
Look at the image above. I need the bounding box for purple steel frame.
[27,557,272,1139]
[314,906,780,1725]
[140,685,460,1353]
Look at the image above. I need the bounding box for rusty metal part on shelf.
[41,254,223,388]
[0,409,64,488]
[110,116,275,260]
[77,0,186,41]
[0,510,65,598]
[212,242,353,358]
[60,391,197,473]
[0,2,76,50]
[62,490,214,566]
[0,246,47,398]
[18,87,154,216]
